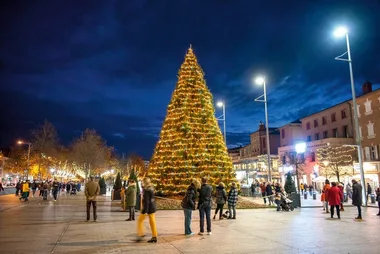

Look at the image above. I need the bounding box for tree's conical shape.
[148,47,234,195]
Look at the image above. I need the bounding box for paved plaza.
[0,191,379,254]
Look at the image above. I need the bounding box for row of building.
[228,81,380,188]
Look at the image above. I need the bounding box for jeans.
[356,205,362,218]
[183,209,193,235]
[275,200,281,211]
[32,189,36,196]
[53,189,58,200]
[214,204,224,218]
[128,206,135,220]
[330,205,340,218]
[137,213,158,237]
[262,192,266,204]
[228,205,236,218]
[199,206,211,233]
[86,200,97,221]
[325,201,329,211]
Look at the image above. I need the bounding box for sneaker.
[207,232,212,235]
[198,232,204,235]
[85,220,90,222]
[185,232,195,237]
[355,216,362,220]
[94,219,99,222]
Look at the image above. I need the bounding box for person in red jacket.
[328,182,343,219]
[337,182,345,211]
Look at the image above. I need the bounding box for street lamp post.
[255,76,272,182]
[216,101,227,145]
[17,140,31,180]
[295,142,306,208]
[334,27,366,206]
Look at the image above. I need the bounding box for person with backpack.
[227,182,238,219]
[213,182,227,220]
[181,179,199,236]
[197,177,213,235]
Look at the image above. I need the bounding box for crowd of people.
[14,179,82,201]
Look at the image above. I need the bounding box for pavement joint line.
[50,215,72,253]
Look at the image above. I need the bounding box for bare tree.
[126,153,145,177]
[71,129,111,178]
[317,145,356,182]
[31,120,58,178]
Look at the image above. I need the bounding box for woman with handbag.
[136,177,158,243]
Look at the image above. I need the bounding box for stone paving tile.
[1,192,380,254]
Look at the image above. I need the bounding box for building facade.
[350,82,380,188]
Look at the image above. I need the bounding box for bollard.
[313,192,316,200]
[371,194,376,204]
[304,193,307,199]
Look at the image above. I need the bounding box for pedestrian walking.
[125,179,137,221]
[52,179,59,201]
[352,179,363,220]
[250,183,255,197]
[367,183,372,202]
[136,177,158,243]
[15,180,22,196]
[85,176,100,222]
[376,187,380,216]
[213,182,227,220]
[227,182,238,219]
[0,182,4,191]
[181,179,199,236]
[19,180,30,201]
[328,182,343,219]
[197,177,213,235]
[322,180,331,213]
[337,183,344,211]
[300,183,304,195]
[260,182,266,204]
[31,180,37,197]
[345,183,352,200]
[266,182,274,205]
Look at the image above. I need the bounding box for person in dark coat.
[213,182,227,220]
[352,179,363,220]
[266,182,274,205]
[328,182,343,219]
[136,177,157,243]
[198,177,213,235]
[181,179,199,236]
[376,188,380,216]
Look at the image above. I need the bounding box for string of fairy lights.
[316,145,356,176]
[148,47,234,195]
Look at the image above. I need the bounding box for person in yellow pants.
[136,177,158,243]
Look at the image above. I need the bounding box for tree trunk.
[336,171,340,183]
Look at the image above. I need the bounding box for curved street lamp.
[17,140,32,180]
[216,101,227,145]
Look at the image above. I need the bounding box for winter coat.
[125,184,137,207]
[266,184,273,196]
[227,187,238,207]
[142,186,156,214]
[322,183,330,201]
[352,182,363,206]
[215,186,227,205]
[31,182,37,189]
[337,185,344,202]
[22,183,30,192]
[85,181,100,201]
[198,184,213,209]
[181,185,197,210]
[328,186,343,206]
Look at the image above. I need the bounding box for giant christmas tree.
[148,46,234,195]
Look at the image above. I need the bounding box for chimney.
[362,81,372,94]
[259,121,265,131]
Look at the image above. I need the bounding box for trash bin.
[290,193,301,208]
[313,192,316,200]
[304,193,308,199]
[371,194,376,204]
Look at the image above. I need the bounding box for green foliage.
[284,172,296,194]
[99,177,106,188]
[114,172,122,189]
[129,169,140,194]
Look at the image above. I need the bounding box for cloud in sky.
[1,0,380,158]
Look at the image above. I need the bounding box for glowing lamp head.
[216,101,224,107]
[323,160,329,167]
[295,142,306,154]
[255,77,265,85]
[17,141,23,144]
[334,27,348,37]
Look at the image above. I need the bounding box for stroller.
[280,194,294,211]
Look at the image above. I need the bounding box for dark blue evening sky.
[1,0,380,158]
